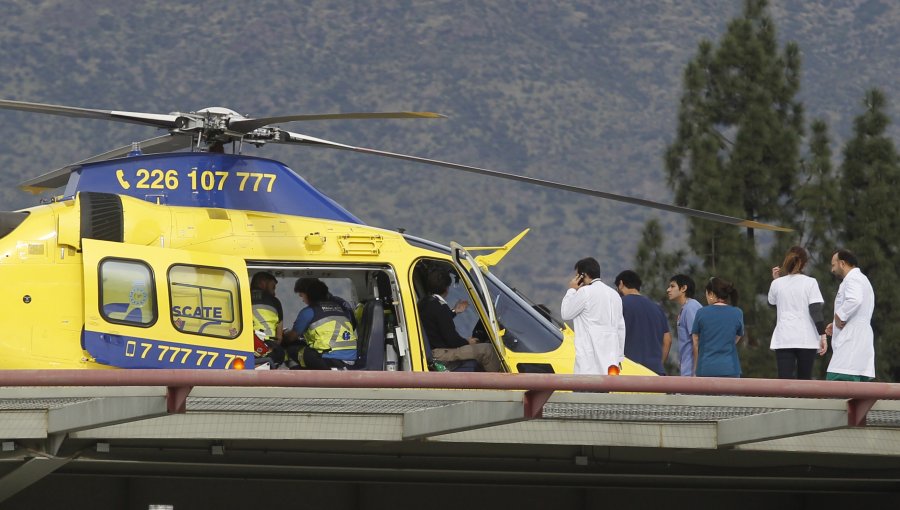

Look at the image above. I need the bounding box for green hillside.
[0,0,898,311]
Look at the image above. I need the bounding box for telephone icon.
[115,169,131,190]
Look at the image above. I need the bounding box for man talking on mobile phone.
[560,257,626,375]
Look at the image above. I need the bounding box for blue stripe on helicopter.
[83,330,253,369]
[64,152,362,223]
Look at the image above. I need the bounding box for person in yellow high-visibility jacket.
[250,272,285,365]
[284,278,358,369]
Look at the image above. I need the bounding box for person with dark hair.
[825,249,875,381]
[284,278,357,369]
[250,272,285,365]
[417,269,501,372]
[768,246,827,379]
[250,272,283,343]
[666,274,702,376]
[691,277,743,377]
[561,257,626,374]
[615,270,671,375]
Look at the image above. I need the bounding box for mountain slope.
[0,0,898,309]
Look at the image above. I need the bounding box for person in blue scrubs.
[667,274,703,376]
[691,277,743,377]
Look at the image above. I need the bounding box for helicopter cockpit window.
[467,267,563,354]
[98,259,157,327]
[403,236,564,354]
[168,265,242,339]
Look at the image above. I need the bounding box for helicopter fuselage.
[2,152,658,374]
[0,95,780,375]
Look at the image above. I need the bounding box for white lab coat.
[768,274,824,350]
[827,267,876,378]
[561,280,626,375]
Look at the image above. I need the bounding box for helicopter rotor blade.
[0,97,790,231]
[0,99,179,129]
[277,130,792,232]
[229,111,445,134]
[19,133,193,193]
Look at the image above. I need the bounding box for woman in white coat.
[768,246,827,379]
[561,257,626,375]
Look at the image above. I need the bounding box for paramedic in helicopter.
[250,272,285,365]
[284,278,358,369]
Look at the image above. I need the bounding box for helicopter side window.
[168,265,242,339]
[412,260,483,343]
[98,259,157,327]
[252,264,406,371]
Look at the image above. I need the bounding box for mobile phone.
[576,273,585,286]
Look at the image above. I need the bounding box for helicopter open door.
[450,242,507,368]
[81,239,254,369]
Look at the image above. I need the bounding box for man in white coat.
[825,249,876,381]
[561,257,626,375]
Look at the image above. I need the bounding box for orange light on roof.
[232,357,246,370]
[607,364,620,376]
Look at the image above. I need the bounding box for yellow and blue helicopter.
[0,99,787,373]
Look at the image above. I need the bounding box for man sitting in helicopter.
[250,271,286,367]
[284,278,358,370]
[418,269,501,372]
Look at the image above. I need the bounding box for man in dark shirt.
[615,270,671,375]
[418,269,501,372]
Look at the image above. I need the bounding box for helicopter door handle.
[116,169,131,190]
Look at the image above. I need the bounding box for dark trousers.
[775,348,817,379]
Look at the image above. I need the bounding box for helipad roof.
[0,373,898,501]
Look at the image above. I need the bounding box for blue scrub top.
[691,305,744,377]
[677,299,702,376]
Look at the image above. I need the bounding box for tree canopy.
[647,0,900,380]
[662,0,804,375]
[838,89,900,380]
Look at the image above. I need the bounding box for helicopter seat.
[103,303,143,323]
[354,298,385,370]
[418,327,481,372]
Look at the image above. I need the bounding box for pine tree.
[788,119,840,378]
[796,120,839,271]
[797,122,840,311]
[633,219,687,374]
[660,0,804,376]
[837,89,900,381]
[634,219,685,307]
